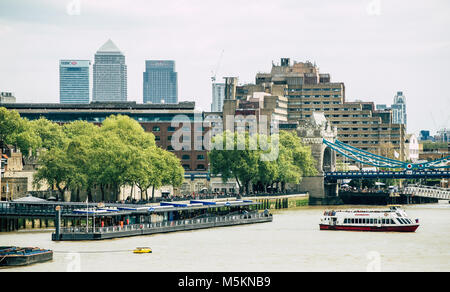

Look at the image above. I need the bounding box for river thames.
[1,203,449,272]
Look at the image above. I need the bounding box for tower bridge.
[297,113,449,205]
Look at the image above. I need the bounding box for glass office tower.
[143,60,178,104]
[59,60,90,104]
[211,82,225,111]
[93,39,127,102]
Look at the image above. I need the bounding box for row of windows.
[166,145,208,151]
[287,88,342,92]
[340,140,399,145]
[182,154,205,160]
[340,128,388,131]
[289,101,341,106]
[343,218,395,224]
[152,126,204,132]
[155,135,204,142]
[182,164,206,171]
[287,95,341,98]
[332,121,384,125]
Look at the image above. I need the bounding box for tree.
[63,121,99,201]
[209,131,260,194]
[0,107,41,154]
[32,114,184,203]
[96,115,157,201]
[29,118,66,151]
[33,147,73,200]
[209,130,317,194]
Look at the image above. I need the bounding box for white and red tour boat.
[319,205,419,232]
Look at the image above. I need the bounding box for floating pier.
[52,200,273,241]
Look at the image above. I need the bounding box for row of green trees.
[2,107,320,199]
[0,107,184,202]
[209,130,317,194]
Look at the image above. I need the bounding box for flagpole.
[86,196,88,233]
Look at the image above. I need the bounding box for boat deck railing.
[59,212,272,234]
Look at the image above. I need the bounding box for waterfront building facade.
[93,39,127,102]
[59,60,90,104]
[143,60,178,104]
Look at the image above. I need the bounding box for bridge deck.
[404,185,450,200]
[325,170,450,180]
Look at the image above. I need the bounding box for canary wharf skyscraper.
[93,39,127,102]
[143,60,178,104]
[59,60,90,103]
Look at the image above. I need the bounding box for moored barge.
[320,205,419,232]
[0,247,53,267]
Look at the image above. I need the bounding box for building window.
[197,154,205,160]
[154,136,160,141]
[196,164,206,170]
[182,164,191,171]
[152,126,160,132]
[168,126,176,132]
[182,155,190,160]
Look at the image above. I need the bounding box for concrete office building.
[59,60,90,104]
[143,60,178,104]
[234,58,406,161]
[93,39,127,102]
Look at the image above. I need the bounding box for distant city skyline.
[0,0,449,136]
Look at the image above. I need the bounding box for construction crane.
[211,49,224,83]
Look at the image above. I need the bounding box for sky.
[0,0,449,136]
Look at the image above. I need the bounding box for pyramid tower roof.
[96,39,123,54]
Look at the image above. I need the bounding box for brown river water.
[1,204,449,272]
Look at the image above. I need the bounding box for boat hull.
[0,250,53,267]
[320,224,419,232]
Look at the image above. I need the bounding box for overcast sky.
[0,0,449,136]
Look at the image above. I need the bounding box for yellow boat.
[133,247,152,254]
